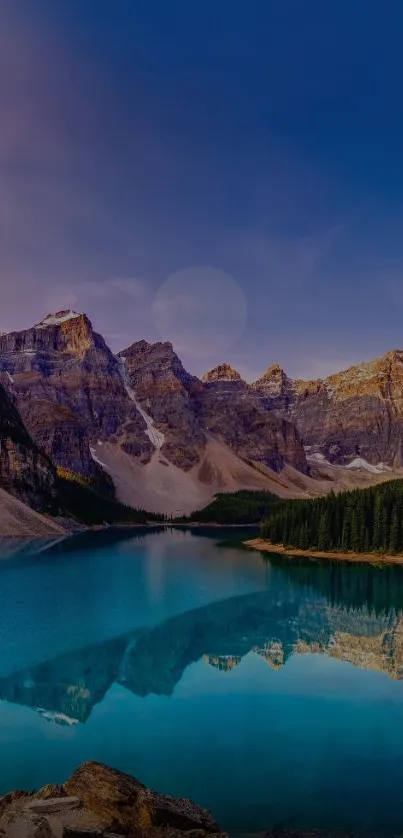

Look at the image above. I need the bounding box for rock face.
[0,314,310,518]
[4,308,403,514]
[202,364,242,383]
[252,349,403,467]
[120,342,308,475]
[0,382,57,511]
[0,311,152,478]
[119,340,204,470]
[0,761,224,837]
[198,367,308,474]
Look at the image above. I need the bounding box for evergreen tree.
[260,478,403,556]
[389,502,401,553]
[318,511,330,550]
[373,493,383,550]
[350,509,360,552]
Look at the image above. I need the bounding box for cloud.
[107,278,148,298]
[73,278,149,302]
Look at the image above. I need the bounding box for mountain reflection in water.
[2,554,403,724]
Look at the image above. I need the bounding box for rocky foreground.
[0,760,224,837]
[0,761,389,837]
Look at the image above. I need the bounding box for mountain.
[0,380,57,510]
[0,310,152,481]
[252,350,403,471]
[119,339,204,469]
[2,308,403,520]
[119,344,307,475]
[89,340,311,514]
[199,363,307,474]
[0,487,65,538]
[0,314,311,516]
[0,381,68,535]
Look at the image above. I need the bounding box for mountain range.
[1,308,403,527]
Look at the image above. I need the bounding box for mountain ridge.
[1,309,403,520]
[253,347,403,468]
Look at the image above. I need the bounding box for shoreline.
[0,520,258,539]
[243,537,403,565]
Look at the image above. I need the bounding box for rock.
[198,367,308,474]
[36,786,67,802]
[62,830,104,837]
[26,798,81,815]
[0,313,310,518]
[0,384,57,512]
[120,341,308,475]
[1,812,57,837]
[0,312,152,479]
[64,761,222,835]
[119,340,204,471]
[253,349,403,467]
[202,364,242,383]
[0,790,33,819]
[0,761,226,838]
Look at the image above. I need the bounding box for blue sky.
[2,1,403,379]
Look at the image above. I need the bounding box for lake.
[1,527,403,834]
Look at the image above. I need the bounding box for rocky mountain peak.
[119,338,199,396]
[202,363,243,383]
[0,310,105,361]
[120,338,175,360]
[34,310,82,328]
[263,363,284,377]
[252,362,292,397]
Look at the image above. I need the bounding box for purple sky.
[2,1,403,381]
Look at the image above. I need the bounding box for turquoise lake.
[1,526,403,834]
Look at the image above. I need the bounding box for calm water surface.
[1,527,403,834]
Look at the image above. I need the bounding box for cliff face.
[119,340,205,470]
[202,363,243,383]
[199,366,308,473]
[0,314,310,517]
[253,349,403,467]
[119,344,308,475]
[0,381,56,511]
[0,311,152,477]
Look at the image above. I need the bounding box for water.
[1,527,403,834]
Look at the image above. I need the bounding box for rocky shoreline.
[244,537,403,565]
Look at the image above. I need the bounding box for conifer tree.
[260,479,403,556]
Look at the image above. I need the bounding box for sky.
[2,1,403,381]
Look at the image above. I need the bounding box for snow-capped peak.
[35,310,82,328]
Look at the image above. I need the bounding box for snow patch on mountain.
[90,447,109,469]
[117,356,165,450]
[346,457,388,474]
[305,450,333,467]
[35,310,81,328]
